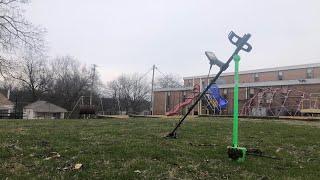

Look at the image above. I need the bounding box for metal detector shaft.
[166,32,251,138]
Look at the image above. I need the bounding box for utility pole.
[100,97,104,115]
[151,65,156,115]
[90,64,97,106]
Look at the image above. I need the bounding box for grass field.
[0,117,319,179]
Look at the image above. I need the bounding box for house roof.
[0,93,13,106]
[24,101,67,113]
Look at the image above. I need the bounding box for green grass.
[0,117,319,179]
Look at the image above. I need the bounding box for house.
[23,101,67,119]
[153,63,320,116]
[0,93,14,118]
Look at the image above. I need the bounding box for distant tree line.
[0,0,183,115]
[106,74,151,114]
[0,1,103,112]
[155,74,183,89]
[105,73,182,115]
[0,55,103,112]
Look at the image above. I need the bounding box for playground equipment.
[165,84,227,116]
[166,31,252,138]
[68,96,96,118]
[301,93,320,116]
[241,88,310,117]
[165,85,200,116]
[203,84,228,114]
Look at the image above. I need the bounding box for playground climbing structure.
[241,87,311,116]
[301,93,320,116]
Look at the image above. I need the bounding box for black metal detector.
[166,31,252,138]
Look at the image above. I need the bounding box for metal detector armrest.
[228,31,252,52]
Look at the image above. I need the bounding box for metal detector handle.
[228,31,241,46]
[228,31,252,52]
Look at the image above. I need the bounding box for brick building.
[152,63,320,116]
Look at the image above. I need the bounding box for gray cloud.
[26,0,320,82]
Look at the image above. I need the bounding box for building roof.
[24,101,67,113]
[0,93,13,106]
[153,87,193,92]
[154,78,320,92]
[183,63,320,80]
[218,78,320,88]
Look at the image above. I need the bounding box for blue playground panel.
[207,84,228,109]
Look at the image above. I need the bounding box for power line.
[138,67,154,82]
[156,66,183,88]
[155,67,167,78]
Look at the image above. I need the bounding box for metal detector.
[166,31,252,138]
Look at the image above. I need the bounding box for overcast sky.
[25,0,320,83]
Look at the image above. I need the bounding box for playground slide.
[208,84,228,109]
[165,85,200,116]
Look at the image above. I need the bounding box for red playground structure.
[165,85,200,116]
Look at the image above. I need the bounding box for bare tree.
[48,56,93,110]
[155,73,183,88]
[10,50,52,101]
[0,0,43,50]
[108,74,150,114]
[0,0,44,74]
[2,55,102,111]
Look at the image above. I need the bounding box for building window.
[166,92,171,111]
[245,88,254,99]
[254,73,259,82]
[307,68,313,79]
[0,109,9,118]
[182,92,186,101]
[249,88,255,98]
[201,80,206,91]
[223,89,228,98]
[216,78,226,85]
[245,88,249,99]
[278,71,283,80]
[184,80,189,87]
[223,89,228,95]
